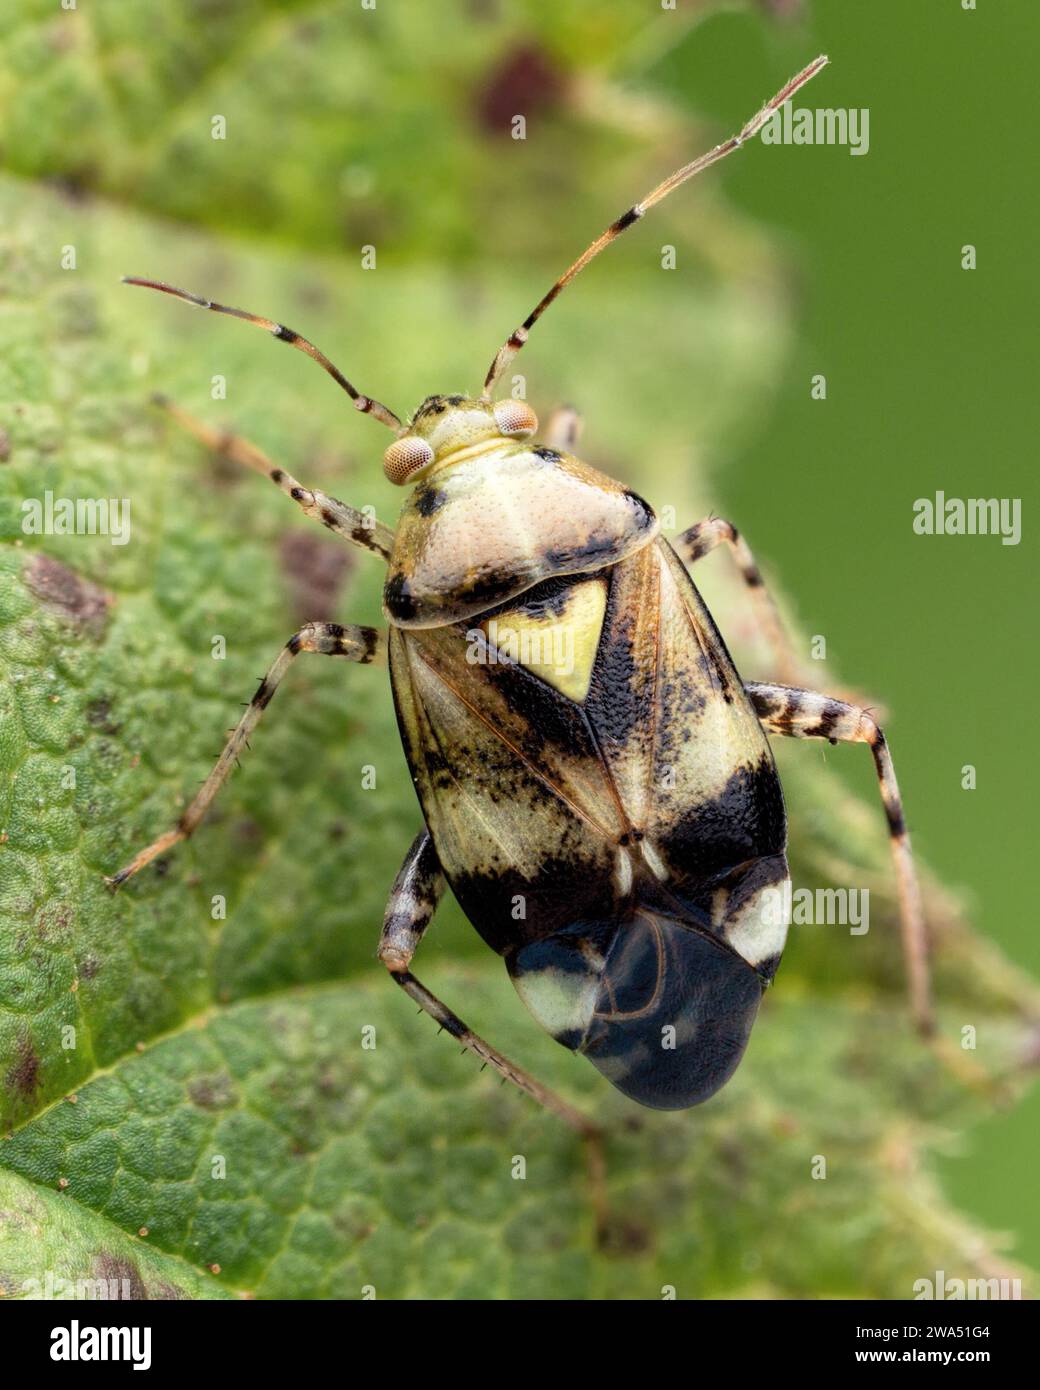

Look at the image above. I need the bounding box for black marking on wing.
[659,754,786,882]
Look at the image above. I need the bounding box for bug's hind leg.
[745,681,932,1035]
[377,830,446,970]
[108,621,383,888]
[678,517,802,684]
[379,832,601,1138]
[379,832,608,1239]
[542,404,582,452]
[153,395,395,560]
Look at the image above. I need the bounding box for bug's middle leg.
[108,621,383,888]
[746,680,932,1035]
[153,395,395,560]
[677,517,803,684]
[379,832,602,1142]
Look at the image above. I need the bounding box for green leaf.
[0,1167,230,1300]
[1,1,1037,1300]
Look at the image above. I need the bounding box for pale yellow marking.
[652,545,774,812]
[711,886,729,927]
[615,847,633,897]
[481,578,607,703]
[514,967,600,1040]
[724,878,792,968]
[639,838,669,882]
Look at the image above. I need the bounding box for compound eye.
[493,400,538,438]
[383,436,435,485]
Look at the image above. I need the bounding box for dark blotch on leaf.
[86,696,121,735]
[279,530,352,623]
[600,1218,654,1257]
[42,171,95,205]
[188,1072,238,1110]
[92,1254,148,1301]
[154,1282,190,1301]
[475,43,566,135]
[6,1034,41,1100]
[232,816,263,849]
[24,553,112,638]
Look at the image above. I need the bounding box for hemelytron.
[110,56,932,1133]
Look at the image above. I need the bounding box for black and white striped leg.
[379,832,601,1140]
[746,681,932,1035]
[153,396,395,560]
[108,621,383,888]
[543,404,582,452]
[678,517,801,684]
[377,831,446,970]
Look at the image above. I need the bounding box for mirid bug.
[109,56,932,1134]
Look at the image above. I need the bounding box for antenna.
[123,277,403,432]
[481,54,829,399]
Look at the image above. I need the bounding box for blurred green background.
[0,0,1036,1295]
[681,1,1040,1266]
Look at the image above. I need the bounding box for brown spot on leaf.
[295,279,333,313]
[86,696,121,735]
[0,428,10,462]
[24,553,112,638]
[187,1072,237,1110]
[279,529,352,623]
[600,1217,654,1257]
[316,1063,343,1097]
[46,19,82,56]
[43,171,96,204]
[92,1254,148,1301]
[6,1034,41,1101]
[475,42,566,135]
[35,900,73,944]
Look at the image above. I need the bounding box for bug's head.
[382,394,538,485]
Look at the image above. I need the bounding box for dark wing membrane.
[508,909,763,1109]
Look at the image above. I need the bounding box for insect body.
[383,405,785,1109]
[111,56,931,1129]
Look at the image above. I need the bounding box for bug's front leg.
[153,396,396,560]
[108,621,383,888]
[745,681,932,1035]
[678,517,802,685]
[379,832,602,1142]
